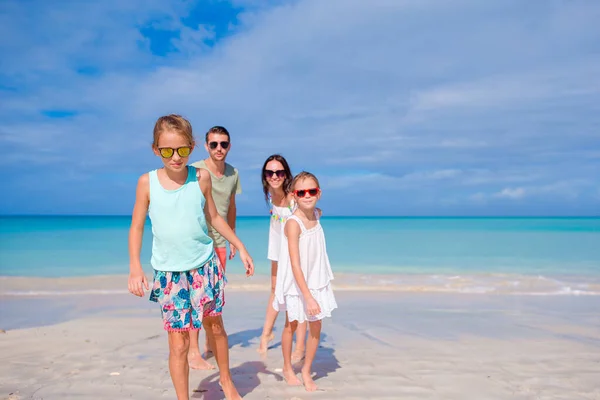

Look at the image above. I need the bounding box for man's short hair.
[205,126,230,142]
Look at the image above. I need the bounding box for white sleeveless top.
[267,201,294,262]
[273,213,335,304]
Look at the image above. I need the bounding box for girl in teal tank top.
[127,114,254,400]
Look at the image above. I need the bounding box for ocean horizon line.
[1,214,599,219]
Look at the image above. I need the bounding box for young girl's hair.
[153,114,195,147]
[261,154,293,203]
[290,171,320,191]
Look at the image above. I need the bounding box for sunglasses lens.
[296,190,306,197]
[209,142,218,149]
[276,170,286,178]
[177,147,191,157]
[308,189,319,196]
[220,141,230,149]
[160,148,174,158]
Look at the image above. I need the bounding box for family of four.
[127,114,337,399]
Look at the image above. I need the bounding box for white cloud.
[494,187,526,200]
[1,0,600,215]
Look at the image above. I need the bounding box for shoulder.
[225,162,238,176]
[190,159,206,168]
[196,167,211,182]
[137,172,150,187]
[136,173,150,196]
[286,193,295,207]
[284,217,301,236]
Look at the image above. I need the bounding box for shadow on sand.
[192,360,283,399]
[194,330,340,398]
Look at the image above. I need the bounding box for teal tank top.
[148,166,214,272]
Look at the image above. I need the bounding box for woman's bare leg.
[258,261,279,353]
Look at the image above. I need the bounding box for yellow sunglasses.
[158,146,192,158]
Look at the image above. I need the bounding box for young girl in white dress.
[273,171,337,392]
[257,155,307,360]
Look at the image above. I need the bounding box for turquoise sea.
[1,216,599,295]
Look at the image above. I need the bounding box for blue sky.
[1,0,599,216]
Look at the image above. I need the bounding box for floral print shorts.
[149,254,226,332]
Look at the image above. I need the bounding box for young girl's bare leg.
[168,331,191,400]
[281,313,302,385]
[187,329,215,369]
[292,321,307,362]
[258,261,278,353]
[203,315,242,400]
[301,319,322,392]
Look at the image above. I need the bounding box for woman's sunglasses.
[158,146,192,158]
[294,188,320,198]
[208,141,230,150]
[264,169,286,179]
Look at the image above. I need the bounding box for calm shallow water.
[1,216,598,279]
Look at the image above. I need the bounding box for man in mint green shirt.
[188,125,242,370]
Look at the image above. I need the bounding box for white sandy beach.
[1,275,599,400]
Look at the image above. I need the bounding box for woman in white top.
[257,155,307,360]
[273,171,337,392]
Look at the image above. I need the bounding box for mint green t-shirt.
[191,160,242,248]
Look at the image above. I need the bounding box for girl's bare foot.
[301,369,318,392]
[220,378,242,400]
[257,332,275,354]
[291,348,305,362]
[188,351,215,370]
[283,367,302,386]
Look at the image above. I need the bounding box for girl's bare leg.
[187,329,215,369]
[258,261,279,353]
[203,315,241,400]
[168,331,191,400]
[281,313,302,385]
[301,319,322,392]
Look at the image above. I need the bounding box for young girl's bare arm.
[198,169,254,276]
[286,219,321,316]
[128,174,150,297]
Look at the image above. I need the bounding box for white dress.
[267,202,294,262]
[272,213,337,322]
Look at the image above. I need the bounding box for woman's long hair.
[261,154,293,204]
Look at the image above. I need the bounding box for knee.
[309,320,322,335]
[207,318,227,338]
[169,334,190,357]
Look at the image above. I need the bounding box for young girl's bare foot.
[301,369,318,392]
[220,378,242,400]
[283,367,302,386]
[188,351,215,370]
[291,348,305,362]
[257,332,275,354]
